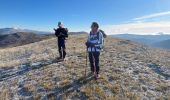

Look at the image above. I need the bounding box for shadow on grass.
[148,63,170,80]
[0,59,63,81]
[46,73,94,99]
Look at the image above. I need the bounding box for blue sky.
[0,0,170,34]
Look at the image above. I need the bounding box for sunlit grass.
[0,34,170,99]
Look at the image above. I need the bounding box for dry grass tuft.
[0,88,12,100]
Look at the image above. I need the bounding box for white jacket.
[87,31,104,52]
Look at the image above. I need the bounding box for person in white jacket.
[85,22,104,79]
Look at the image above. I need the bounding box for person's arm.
[53,28,57,31]
[85,33,91,47]
[54,28,59,37]
[87,33,90,42]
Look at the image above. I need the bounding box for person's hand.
[86,42,95,47]
[89,42,95,47]
[54,28,56,31]
[85,42,88,47]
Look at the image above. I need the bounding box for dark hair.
[91,22,99,28]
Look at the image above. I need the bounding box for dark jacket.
[54,28,68,40]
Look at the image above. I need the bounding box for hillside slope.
[0,32,53,48]
[0,35,169,99]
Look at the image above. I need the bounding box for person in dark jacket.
[54,22,68,60]
[85,22,103,79]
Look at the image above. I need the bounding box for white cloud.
[102,11,170,35]
[133,11,170,21]
[102,22,170,35]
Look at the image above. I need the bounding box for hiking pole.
[85,48,88,77]
[73,40,76,79]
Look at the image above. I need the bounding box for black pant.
[58,39,66,59]
[88,52,100,74]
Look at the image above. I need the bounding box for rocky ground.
[0,35,170,100]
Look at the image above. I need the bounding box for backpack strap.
[90,31,100,40]
[99,29,107,38]
[97,31,100,40]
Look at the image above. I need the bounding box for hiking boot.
[94,74,100,80]
[96,74,100,78]
[64,57,68,61]
[57,57,62,60]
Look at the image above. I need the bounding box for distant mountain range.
[153,39,170,49]
[0,28,54,48]
[112,33,170,49]
[0,28,87,48]
[0,28,52,35]
[0,32,53,48]
[0,28,88,35]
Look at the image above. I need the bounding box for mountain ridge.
[0,28,88,35]
[0,28,51,35]
[153,39,170,49]
[0,28,88,48]
[0,32,52,48]
[112,33,170,49]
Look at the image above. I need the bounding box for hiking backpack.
[99,29,107,49]
[99,29,107,38]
